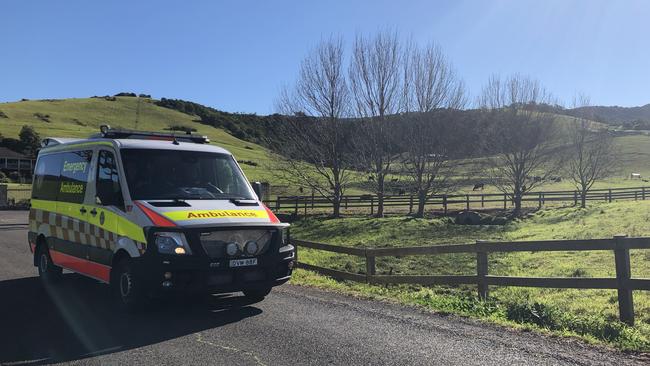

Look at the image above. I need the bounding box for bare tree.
[401,43,466,217]
[565,95,618,208]
[273,37,352,217]
[479,75,560,216]
[349,30,402,217]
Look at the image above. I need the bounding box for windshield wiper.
[230,198,259,206]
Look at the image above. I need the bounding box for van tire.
[111,258,145,312]
[36,243,62,284]
[243,287,272,302]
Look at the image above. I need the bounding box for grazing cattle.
[472,183,485,191]
[631,173,642,179]
[391,178,399,182]
[643,179,649,183]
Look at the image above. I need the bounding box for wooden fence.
[292,235,650,325]
[270,186,650,215]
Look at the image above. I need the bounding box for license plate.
[229,258,258,267]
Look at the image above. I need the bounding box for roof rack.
[93,125,210,144]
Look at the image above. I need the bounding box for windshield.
[120,149,256,200]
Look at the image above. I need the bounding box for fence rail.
[270,186,650,215]
[292,235,650,325]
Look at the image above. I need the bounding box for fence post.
[345,196,349,210]
[538,192,542,209]
[614,234,634,325]
[503,194,507,210]
[466,194,470,211]
[476,240,489,300]
[304,198,308,216]
[443,195,448,215]
[311,191,315,209]
[408,195,413,214]
[641,187,645,201]
[365,249,376,284]
[0,185,8,207]
[481,194,484,208]
[275,196,281,210]
[294,198,299,216]
[370,196,374,216]
[609,189,613,203]
[573,191,578,206]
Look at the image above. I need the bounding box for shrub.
[237,160,258,167]
[0,171,8,183]
[165,125,197,133]
[138,93,151,98]
[33,113,50,123]
[19,125,40,156]
[114,92,137,97]
[0,110,8,118]
[570,268,590,277]
[506,301,562,329]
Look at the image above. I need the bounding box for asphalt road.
[0,211,647,366]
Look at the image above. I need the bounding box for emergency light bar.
[95,125,210,144]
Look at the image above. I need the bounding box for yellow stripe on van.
[163,209,269,221]
[31,199,146,243]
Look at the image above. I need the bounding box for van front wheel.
[36,244,62,284]
[111,258,145,311]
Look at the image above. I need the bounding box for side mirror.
[252,181,262,201]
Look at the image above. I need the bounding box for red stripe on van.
[263,204,281,224]
[50,250,111,283]
[134,201,177,227]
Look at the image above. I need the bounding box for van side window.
[32,154,63,201]
[96,150,124,209]
[58,150,93,204]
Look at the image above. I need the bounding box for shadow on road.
[0,274,263,365]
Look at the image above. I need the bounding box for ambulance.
[28,126,294,309]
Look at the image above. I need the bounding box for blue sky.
[1,0,649,113]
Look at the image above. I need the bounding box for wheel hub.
[120,272,132,298]
[39,253,48,273]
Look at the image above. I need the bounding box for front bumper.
[136,242,295,295]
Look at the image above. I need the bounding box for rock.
[455,211,482,225]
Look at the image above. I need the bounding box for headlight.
[244,240,259,255]
[155,232,192,255]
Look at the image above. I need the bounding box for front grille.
[199,229,274,259]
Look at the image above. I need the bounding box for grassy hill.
[0,97,276,182]
[2,96,650,198]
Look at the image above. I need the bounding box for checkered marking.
[29,208,147,254]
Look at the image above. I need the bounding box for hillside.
[3,96,650,197]
[567,104,650,126]
[0,97,276,182]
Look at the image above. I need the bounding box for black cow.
[472,183,485,191]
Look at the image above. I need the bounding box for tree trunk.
[332,185,342,218]
[416,190,427,218]
[513,192,523,217]
[580,188,587,208]
[376,173,385,217]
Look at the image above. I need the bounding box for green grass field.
[290,200,650,351]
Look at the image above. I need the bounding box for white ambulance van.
[28,126,294,309]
